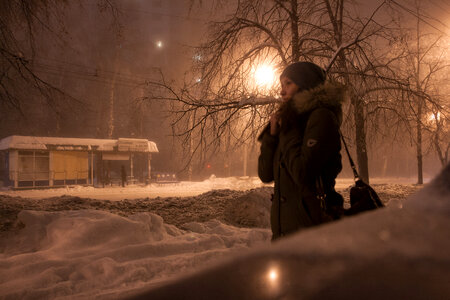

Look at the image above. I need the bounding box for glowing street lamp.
[268,269,278,281]
[247,62,279,99]
[254,64,277,88]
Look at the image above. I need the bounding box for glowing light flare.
[263,265,282,296]
[428,112,441,122]
[156,41,163,48]
[268,269,278,281]
[254,64,276,88]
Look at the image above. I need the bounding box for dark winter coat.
[258,82,345,240]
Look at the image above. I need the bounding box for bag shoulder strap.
[339,129,360,181]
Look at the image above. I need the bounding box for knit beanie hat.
[280,62,326,92]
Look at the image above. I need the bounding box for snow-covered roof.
[0,135,158,153]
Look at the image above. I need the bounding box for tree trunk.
[433,133,447,167]
[225,127,231,177]
[188,114,194,181]
[415,9,423,185]
[290,0,300,62]
[328,0,370,183]
[243,143,248,176]
[416,98,423,184]
[354,94,369,183]
[338,53,370,183]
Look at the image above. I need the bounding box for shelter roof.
[0,136,158,153]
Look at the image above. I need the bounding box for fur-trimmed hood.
[258,82,346,141]
[279,81,346,127]
[288,82,345,121]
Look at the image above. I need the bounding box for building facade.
[0,136,158,189]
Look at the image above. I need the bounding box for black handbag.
[315,177,345,221]
[340,131,384,216]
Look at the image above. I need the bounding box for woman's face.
[280,76,299,102]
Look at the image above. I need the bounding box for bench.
[155,173,180,185]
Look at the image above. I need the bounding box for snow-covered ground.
[0,176,268,200]
[0,176,424,299]
[131,167,450,299]
[0,210,272,299]
[0,176,422,200]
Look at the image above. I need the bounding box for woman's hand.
[269,112,281,136]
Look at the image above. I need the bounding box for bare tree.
[0,0,120,127]
[144,0,449,180]
[385,0,450,183]
[147,0,398,181]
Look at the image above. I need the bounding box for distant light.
[156,41,163,48]
[268,269,278,281]
[196,78,201,83]
[428,112,441,122]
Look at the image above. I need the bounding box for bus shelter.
[0,136,158,189]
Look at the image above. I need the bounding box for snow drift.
[0,209,271,299]
[129,164,450,300]
[0,176,430,299]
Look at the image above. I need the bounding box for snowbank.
[0,175,426,299]
[0,209,271,299]
[129,165,450,299]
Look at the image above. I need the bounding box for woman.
[258,61,345,240]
